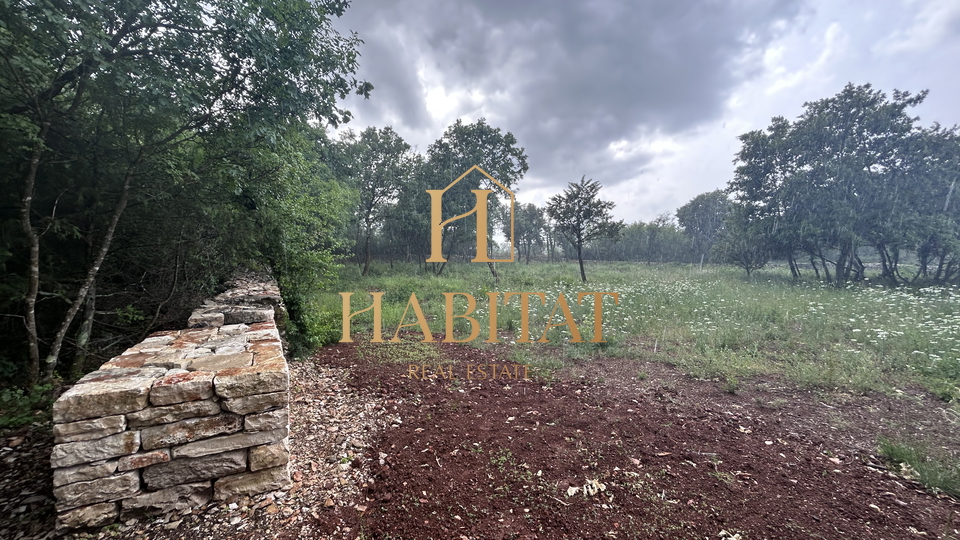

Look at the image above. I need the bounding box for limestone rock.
[121,482,212,515]
[143,350,190,369]
[221,391,288,415]
[53,415,126,444]
[172,428,287,459]
[141,450,246,490]
[56,502,118,532]
[214,464,290,500]
[249,440,289,472]
[149,370,215,406]
[53,471,140,510]
[126,399,221,429]
[53,375,156,423]
[141,413,242,450]
[214,365,287,399]
[223,308,274,325]
[118,449,171,471]
[50,431,140,469]
[245,408,288,433]
[188,311,224,328]
[188,352,252,372]
[218,323,249,336]
[53,460,118,488]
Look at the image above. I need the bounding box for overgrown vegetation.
[0,384,53,429]
[879,438,960,499]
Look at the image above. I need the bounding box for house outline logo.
[425,165,515,263]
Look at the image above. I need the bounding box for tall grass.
[316,260,960,398]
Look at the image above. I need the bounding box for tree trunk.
[71,281,97,377]
[43,160,139,381]
[577,244,587,282]
[20,122,50,387]
[362,232,372,276]
[818,251,832,283]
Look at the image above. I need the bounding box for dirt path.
[2,340,958,539]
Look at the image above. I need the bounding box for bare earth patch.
[2,339,959,539]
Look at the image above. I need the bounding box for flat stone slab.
[143,350,190,369]
[213,363,287,399]
[188,353,253,372]
[171,428,287,459]
[150,371,215,406]
[222,308,274,325]
[187,311,224,328]
[218,323,249,336]
[118,449,170,471]
[245,409,288,433]
[53,415,126,444]
[141,413,242,450]
[56,502,118,532]
[142,450,246,490]
[121,482,212,515]
[50,431,140,469]
[126,399,220,428]
[220,391,288,415]
[53,471,140,511]
[53,460,118,488]
[54,372,162,423]
[213,464,290,500]
[249,440,289,472]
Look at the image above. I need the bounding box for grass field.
[320,260,960,402]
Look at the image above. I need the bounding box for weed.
[0,384,53,429]
[878,438,960,498]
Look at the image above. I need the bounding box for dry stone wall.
[50,278,291,532]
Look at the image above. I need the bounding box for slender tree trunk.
[43,159,139,380]
[362,232,372,276]
[20,122,50,386]
[71,281,96,377]
[577,244,586,282]
[809,253,821,280]
[818,251,832,283]
[935,251,947,282]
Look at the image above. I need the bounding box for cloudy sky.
[331,0,960,223]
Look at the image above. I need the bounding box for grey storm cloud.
[334,0,803,191]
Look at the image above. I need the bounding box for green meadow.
[318,260,960,401]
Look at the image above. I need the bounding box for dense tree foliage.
[335,127,413,276]
[0,0,370,385]
[726,83,960,284]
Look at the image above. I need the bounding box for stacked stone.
[50,280,291,532]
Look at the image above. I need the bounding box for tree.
[0,0,371,384]
[546,176,624,282]
[423,118,528,276]
[727,83,940,285]
[714,206,771,277]
[337,127,412,276]
[676,190,730,266]
[509,203,547,264]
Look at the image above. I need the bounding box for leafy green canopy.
[0,0,370,384]
[726,83,960,283]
